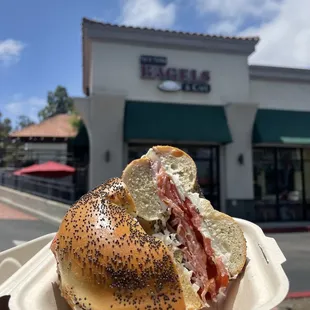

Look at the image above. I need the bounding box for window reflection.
[253,147,306,221]
[303,150,310,220]
[277,149,302,203]
[253,149,276,203]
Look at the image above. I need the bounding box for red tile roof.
[82,17,259,42]
[9,114,78,138]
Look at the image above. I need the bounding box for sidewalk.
[258,221,310,233]
[0,191,68,226]
[277,297,310,309]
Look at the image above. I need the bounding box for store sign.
[139,55,211,94]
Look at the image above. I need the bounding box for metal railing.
[0,149,78,168]
[0,172,77,204]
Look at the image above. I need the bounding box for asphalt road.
[267,232,310,293]
[0,203,58,252]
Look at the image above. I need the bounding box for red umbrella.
[14,161,76,178]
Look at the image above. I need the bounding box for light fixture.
[237,154,244,165]
[104,150,110,163]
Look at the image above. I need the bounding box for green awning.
[124,101,232,143]
[253,109,310,144]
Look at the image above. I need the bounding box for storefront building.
[74,18,310,222]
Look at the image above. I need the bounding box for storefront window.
[277,149,304,220]
[128,144,220,210]
[253,147,308,222]
[253,148,276,201]
[253,149,277,221]
[303,149,310,220]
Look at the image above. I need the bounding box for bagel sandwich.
[50,146,247,310]
[122,146,247,308]
[51,178,188,310]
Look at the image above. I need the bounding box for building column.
[223,103,258,220]
[74,93,126,190]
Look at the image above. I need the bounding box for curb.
[286,291,310,299]
[0,197,62,226]
[262,226,310,234]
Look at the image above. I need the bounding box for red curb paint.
[0,203,37,220]
[286,291,310,299]
[262,226,310,234]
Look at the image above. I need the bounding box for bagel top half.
[50,178,187,310]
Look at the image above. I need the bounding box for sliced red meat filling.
[154,166,229,302]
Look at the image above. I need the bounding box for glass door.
[253,148,278,221]
[302,149,310,220]
[277,148,304,221]
[127,144,220,210]
[253,147,307,221]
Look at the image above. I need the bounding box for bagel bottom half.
[51,178,203,310]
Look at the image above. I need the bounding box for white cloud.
[5,96,46,122]
[208,19,242,36]
[241,0,310,68]
[197,0,282,35]
[196,0,281,20]
[119,0,176,28]
[0,39,25,66]
[197,0,310,68]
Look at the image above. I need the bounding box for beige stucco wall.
[81,40,257,198]
[224,103,258,200]
[25,143,67,151]
[250,79,310,111]
[24,142,67,164]
[74,93,125,189]
[77,39,310,208]
[90,41,251,105]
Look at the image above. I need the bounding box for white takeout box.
[0,218,289,310]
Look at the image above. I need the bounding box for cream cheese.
[200,221,231,270]
[153,229,202,305]
[165,168,186,201]
[153,229,181,249]
[187,192,231,270]
[145,148,158,162]
[147,147,231,273]
[147,148,187,201]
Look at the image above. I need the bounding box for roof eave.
[82,18,259,95]
[8,136,75,140]
[250,65,310,83]
[83,19,259,54]
[82,22,90,96]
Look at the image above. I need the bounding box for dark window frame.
[253,146,310,222]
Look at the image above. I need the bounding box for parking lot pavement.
[268,232,310,293]
[278,298,310,310]
[0,203,58,252]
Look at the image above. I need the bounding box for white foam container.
[0,218,289,310]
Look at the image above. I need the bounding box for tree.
[16,115,35,130]
[0,112,12,140]
[0,112,13,167]
[70,112,83,131]
[38,85,74,121]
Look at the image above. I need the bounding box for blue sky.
[0,0,309,126]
